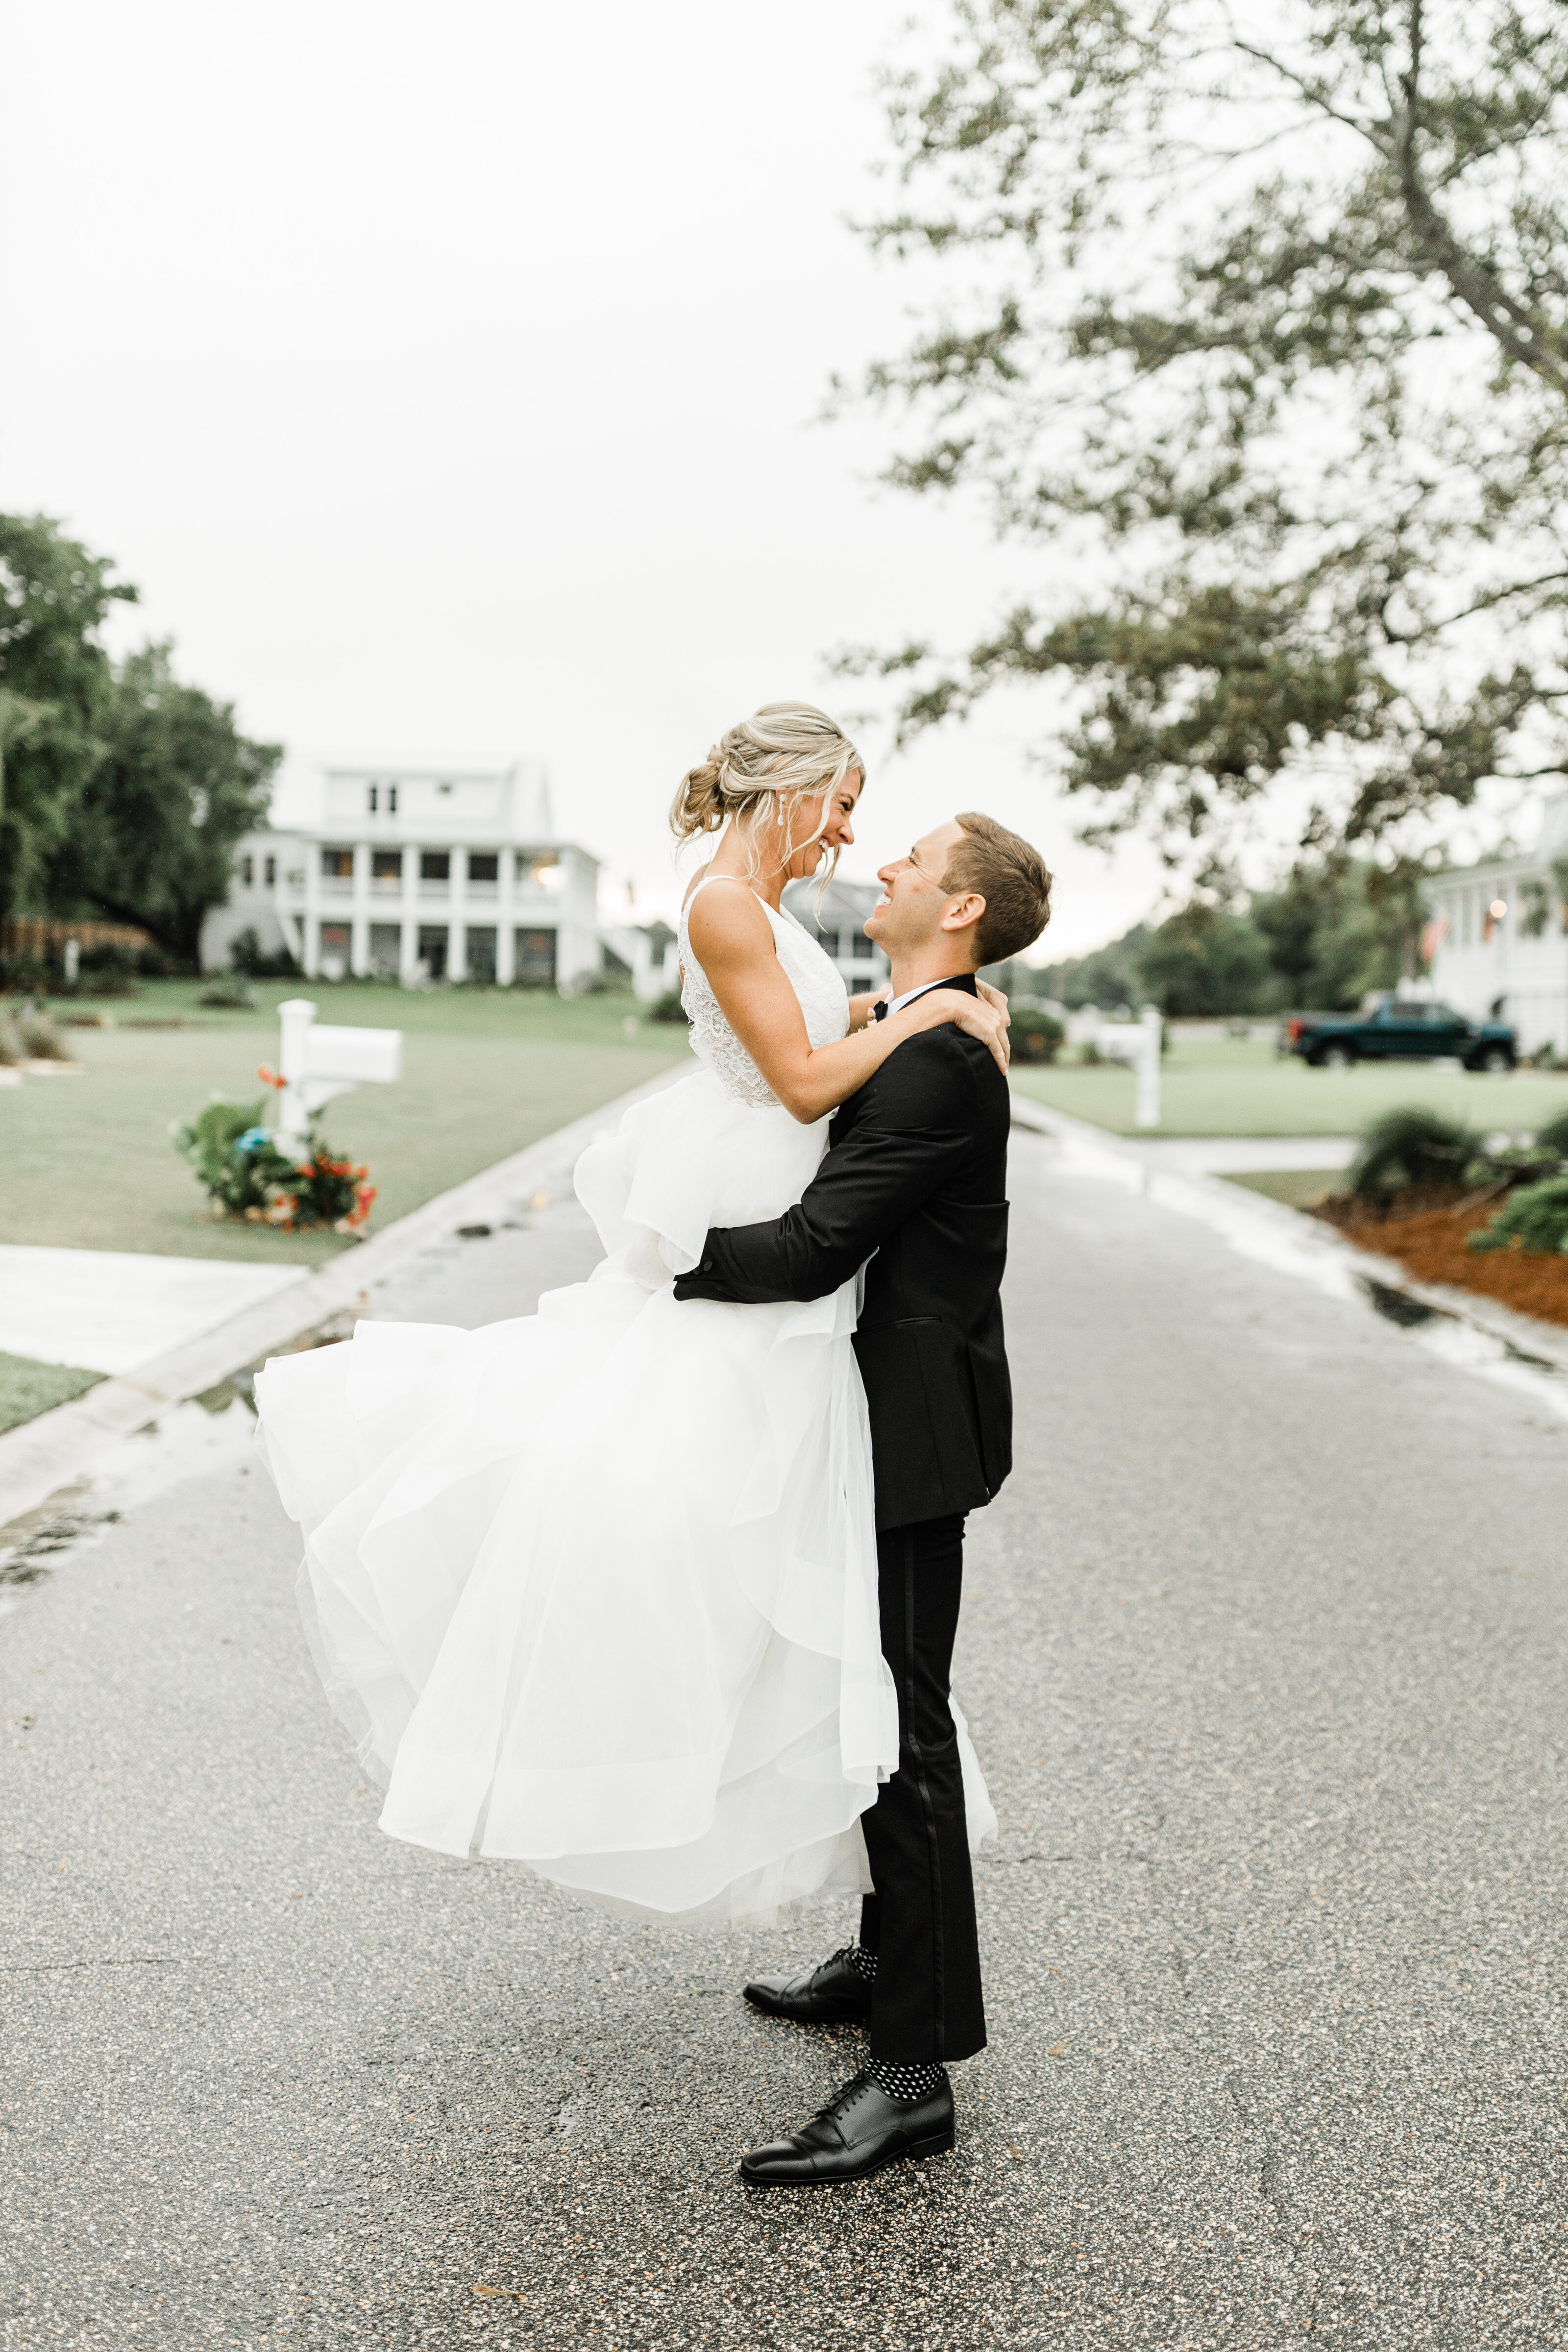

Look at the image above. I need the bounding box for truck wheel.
[1470,1046,1514,1074]
[1314,1043,1356,1070]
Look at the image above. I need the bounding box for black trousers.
[857,1513,986,2065]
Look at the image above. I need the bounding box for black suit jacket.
[674,978,1012,1529]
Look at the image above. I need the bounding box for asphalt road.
[3,1131,1567,2350]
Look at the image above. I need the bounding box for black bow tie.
[873,999,889,1022]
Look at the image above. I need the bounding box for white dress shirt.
[875,976,971,1020]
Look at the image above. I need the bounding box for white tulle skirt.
[253,1067,995,1929]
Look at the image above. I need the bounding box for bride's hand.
[975,978,1011,1031]
[906,986,1012,1075]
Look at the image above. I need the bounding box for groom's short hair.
[943,813,1053,967]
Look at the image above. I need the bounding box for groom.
[674,809,1052,2184]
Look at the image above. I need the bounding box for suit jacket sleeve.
[673,1033,977,1305]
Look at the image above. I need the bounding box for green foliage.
[227,925,300,980]
[1349,1108,1480,1198]
[1042,858,1415,1014]
[1136,906,1273,1020]
[0,514,135,931]
[646,989,690,1024]
[196,973,259,1009]
[1534,1108,1568,1156]
[0,514,279,967]
[171,1094,377,1231]
[1469,1174,1568,1255]
[1009,1005,1065,1061]
[839,2,1568,867]
[52,643,279,965]
[172,1097,297,1215]
[270,1145,377,1235]
[1042,923,1148,1009]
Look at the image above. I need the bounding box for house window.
[420,851,450,882]
[466,926,498,982]
[388,784,398,814]
[240,855,254,887]
[372,850,403,885]
[265,855,276,887]
[468,852,499,885]
[368,784,378,813]
[321,846,354,879]
[417,924,449,980]
[518,851,561,887]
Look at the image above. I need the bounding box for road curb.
[0,1064,686,1530]
[1009,1089,1568,1381]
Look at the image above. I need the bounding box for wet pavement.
[3,1130,1567,2348]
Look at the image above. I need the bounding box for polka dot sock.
[836,1944,877,1983]
[868,2059,945,2103]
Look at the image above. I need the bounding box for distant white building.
[202,753,601,991]
[1425,788,1568,1056]
[781,877,891,992]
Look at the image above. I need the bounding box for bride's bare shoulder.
[685,875,773,966]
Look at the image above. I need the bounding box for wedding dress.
[254,879,995,1927]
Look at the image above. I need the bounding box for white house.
[202,753,602,991]
[1425,788,1568,1057]
[781,877,891,992]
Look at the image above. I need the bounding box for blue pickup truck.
[1282,1000,1517,1072]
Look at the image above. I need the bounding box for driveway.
[2,1130,1564,2348]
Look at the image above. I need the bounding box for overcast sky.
[2,0,1168,957]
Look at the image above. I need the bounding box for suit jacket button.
[701,1258,713,1274]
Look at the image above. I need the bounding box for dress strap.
[683,872,771,917]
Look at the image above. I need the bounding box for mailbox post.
[274,998,402,1153]
[1094,1003,1163,1129]
[1135,1003,1162,1130]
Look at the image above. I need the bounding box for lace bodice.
[678,877,851,1107]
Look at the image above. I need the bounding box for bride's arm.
[686,884,1009,1126]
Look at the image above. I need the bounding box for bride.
[254,703,1006,1928]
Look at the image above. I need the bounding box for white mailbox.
[1096,1004,1163,1129]
[275,998,401,1152]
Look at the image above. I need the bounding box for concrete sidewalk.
[3,1123,1566,2346]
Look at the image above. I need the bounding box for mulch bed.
[1312,1188,1568,1329]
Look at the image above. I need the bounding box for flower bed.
[173,1072,377,1236]
[1313,1191,1568,1327]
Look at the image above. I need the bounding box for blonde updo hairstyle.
[670,702,865,884]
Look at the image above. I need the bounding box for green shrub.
[1533,1107,1568,1157]
[172,1097,296,1215]
[197,973,258,1009]
[172,1091,376,1232]
[17,1007,70,1061]
[647,989,690,1025]
[1009,1006,1065,1063]
[1468,1174,1568,1256]
[1349,1107,1479,1197]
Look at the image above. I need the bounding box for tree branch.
[1393,0,1568,395]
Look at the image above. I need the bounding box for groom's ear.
[939,889,987,960]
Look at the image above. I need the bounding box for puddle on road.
[0,1396,258,1616]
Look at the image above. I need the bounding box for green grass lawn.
[1011,1031,1568,1138]
[1,980,689,1263]
[1220,1169,1348,1208]
[0,1349,106,1435]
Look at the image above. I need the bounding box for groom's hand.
[673,1229,734,1303]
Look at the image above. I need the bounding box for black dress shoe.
[743,1946,872,2025]
[740,2068,955,2186]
